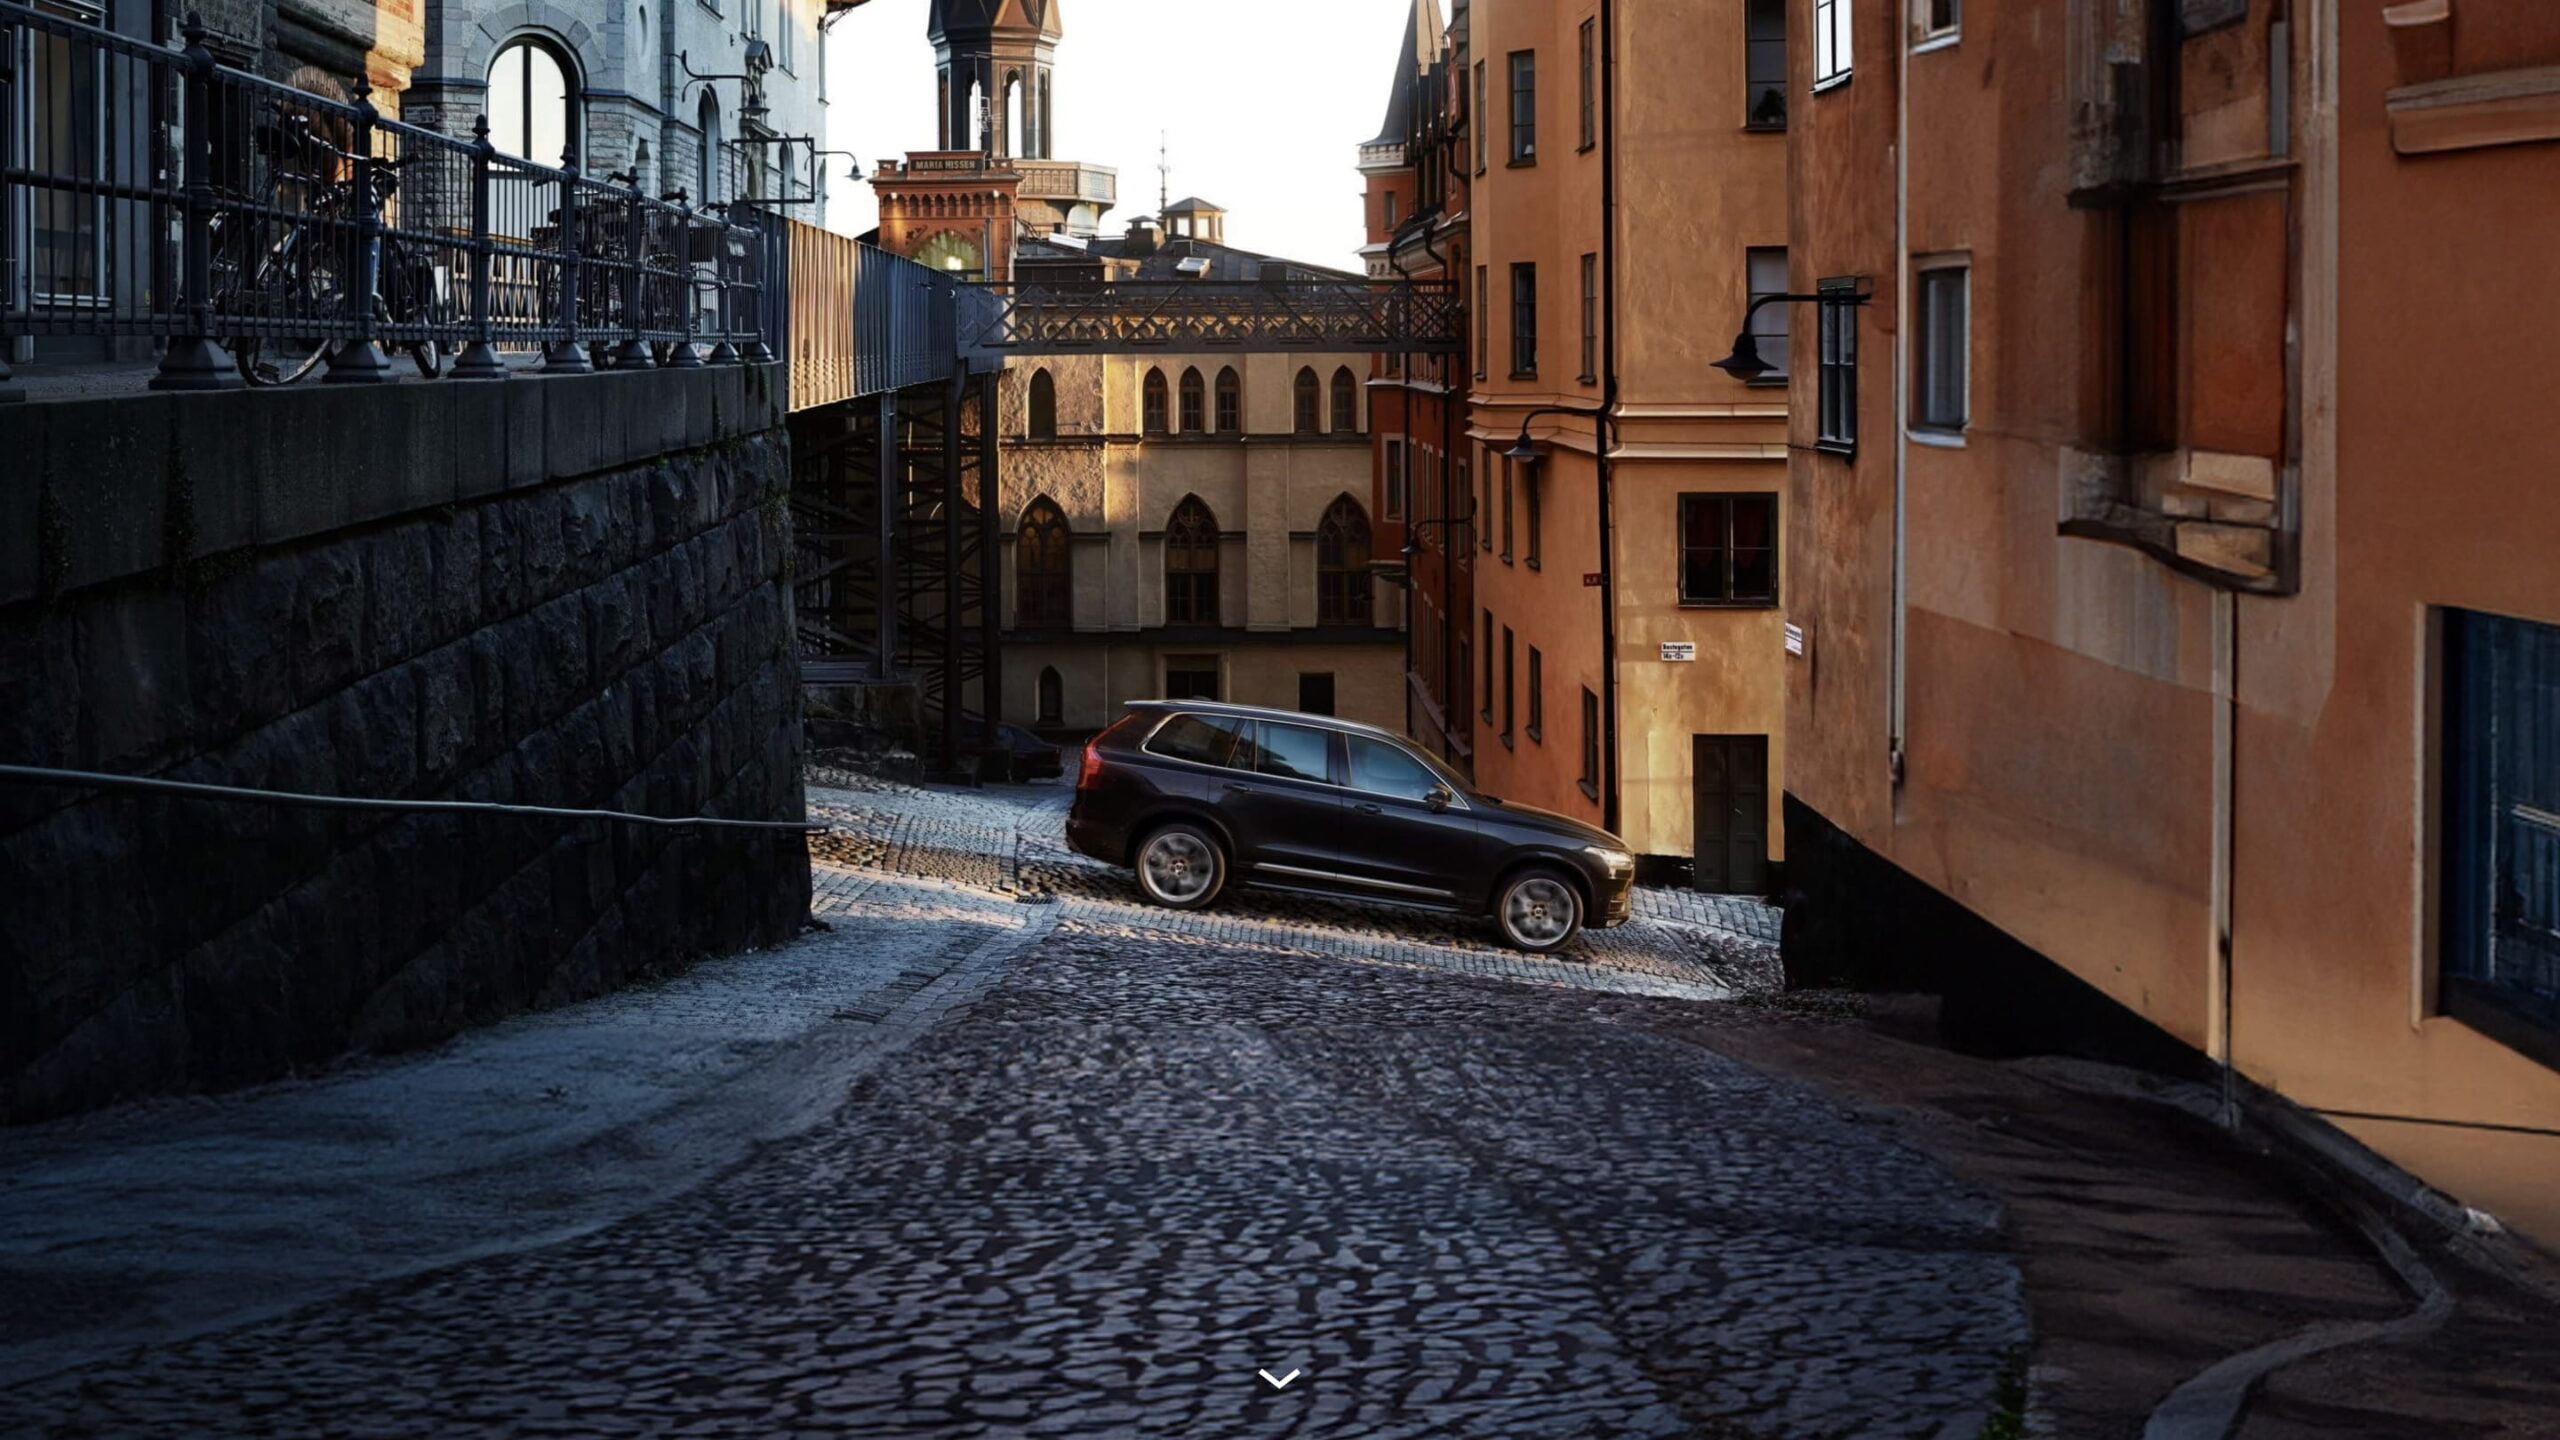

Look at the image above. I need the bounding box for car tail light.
[1077,741,1105,789]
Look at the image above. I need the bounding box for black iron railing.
[0,4,773,392]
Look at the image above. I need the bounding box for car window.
[1146,713,1243,767]
[1238,720,1334,784]
[1347,736,1445,803]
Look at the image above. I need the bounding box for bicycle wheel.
[236,237,341,387]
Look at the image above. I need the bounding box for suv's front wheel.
[1135,823,1226,910]
[1494,868,1584,953]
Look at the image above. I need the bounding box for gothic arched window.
[1142,368,1168,435]
[1164,496,1221,626]
[1179,367,1206,434]
[1317,494,1372,626]
[1037,666,1064,726]
[1027,368,1057,440]
[1293,367,1321,434]
[1331,366,1359,434]
[1017,497,1072,628]
[488,35,578,164]
[696,92,721,204]
[1215,367,1242,433]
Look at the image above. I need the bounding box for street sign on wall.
[1660,641,1697,662]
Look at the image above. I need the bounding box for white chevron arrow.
[1257,1368,1302,1391]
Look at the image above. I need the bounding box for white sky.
[820,0,1418,272]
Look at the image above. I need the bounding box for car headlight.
[1582,845,1634,875]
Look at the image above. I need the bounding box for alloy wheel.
[1503,876,1580,949]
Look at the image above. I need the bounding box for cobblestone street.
[0,775,2027,1439]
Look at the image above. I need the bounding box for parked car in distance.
[923,713,1066,781]
[1066,701,1636,952]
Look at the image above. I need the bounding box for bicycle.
[213,109,450,386]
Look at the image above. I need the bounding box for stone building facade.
[995,349,1402,737]
[402,0,841,219]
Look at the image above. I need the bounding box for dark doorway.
[1298,672,1336,716]
[1164,656,1220,701]
[1692,734,1769,895]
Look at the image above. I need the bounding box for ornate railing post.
[668,191,704,368]
[150,13,241,391]
[542,146,591,373]
[452,113,506,379]
[741,210,775,364]
[612,148,653,368]
[0,8,20,402]
[705,208,741,366]
[323,72,394,383]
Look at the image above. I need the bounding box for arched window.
[1215,367,1242,433]
[1037,666,1063,726]
[1038,72,1054,158]
[1027,368,1057,440]
[1293,367,1321,434]
[1142,368,1168,435]
[1179,368,1206,434]
[1017,497,1072,627]
[1165,496,1221,626]
[1331,366,1359,434]
[488,36,577,163]
[1318,495,1373,626]
[1004,71,1024,157]
[696,92,721,205]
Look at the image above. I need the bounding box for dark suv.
[1066,701,1636,952]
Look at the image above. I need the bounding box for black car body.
[1067,701,1636,950]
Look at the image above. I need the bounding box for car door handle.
[1224,781,1254,794]
[1354,802,1384,815]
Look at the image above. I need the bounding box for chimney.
[1125,215,1160,257]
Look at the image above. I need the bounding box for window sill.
[1743,121,1789,134]
[1576,141,1596,154]
[1509,371,1540,382]
[1578,778,1601,802]
[1909,426,1968,448]
[1526,726,1542,745]
[1500,733,1515,750]
[1508,156,1539,168]
[1909,31,1961,55]
[1812,72,1853,94]
[1525,557,1541,570]
[1813,438,1858,458]
[1745,373,1789,388]
[1678,598,1780,610]
[1500,553,1513,566]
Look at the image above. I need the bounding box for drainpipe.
[1889,0,1911,791]
[1597,0,1624,838]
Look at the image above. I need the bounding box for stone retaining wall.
[0,367,809,1122]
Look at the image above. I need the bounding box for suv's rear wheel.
[1495,868,1584,953]
[1135,823,1225,910]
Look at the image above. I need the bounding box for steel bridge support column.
[875,390,899,678]
[940,371,966,779]
[977,369,1005,764]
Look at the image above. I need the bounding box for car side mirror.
[1425,785,1453,813]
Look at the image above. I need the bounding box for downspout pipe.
[1597,0,1624,838]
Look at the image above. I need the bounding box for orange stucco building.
[1464,0,1792,889]
[1362,0,1478,776]
[1781,0,2560,1243]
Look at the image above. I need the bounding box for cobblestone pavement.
[0,776,2025,1439]
[804,767,1782,1003]
[2,896,2022,1440]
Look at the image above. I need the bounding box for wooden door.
[1693,734,1769,895]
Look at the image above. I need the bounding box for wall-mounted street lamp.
[1709,286,1872,381]
[1503,403,1608,464]
[1400,515,1471,559]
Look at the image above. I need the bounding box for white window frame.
[1911,0,1961,49]
[1813,0,1854,90]
[1912,256,1971,438]
[1746,246,1791,382]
